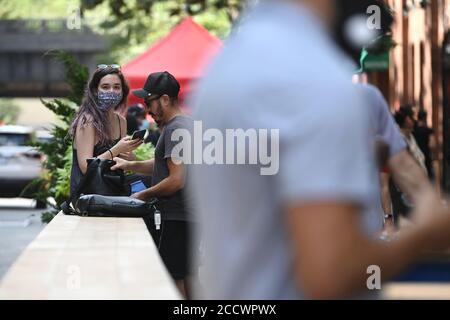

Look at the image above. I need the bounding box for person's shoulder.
[76,114,95,129]
[318,80,371,130]
[354,83,389,111]
[169,115,194,129]
[320,78,363,107]
[117,113,127,123]
[354,82,379,91]
[354,83,384,99]
[116,113,127,130]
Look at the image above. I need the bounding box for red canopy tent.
[122,17,222,106]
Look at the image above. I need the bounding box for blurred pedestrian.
[395,106,427,172]
[190,0,450,300]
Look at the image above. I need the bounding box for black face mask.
[332,0,393,64]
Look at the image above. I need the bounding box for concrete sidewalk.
[0,199,46,280]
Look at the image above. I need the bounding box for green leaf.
[43,50,89,105]
[134,142,155,161]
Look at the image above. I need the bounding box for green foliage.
[134,141,155,161]
[0,0,238,66]
[44,50,89,106]
[54,145,73,201]
[83,0,235,64]
[0,99,21,124]
[41,211,57,224]
[80,0,243,23]
[0,0,71,18]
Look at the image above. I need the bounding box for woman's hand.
[111,136,142,156]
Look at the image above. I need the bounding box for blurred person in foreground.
[189,0,450,299]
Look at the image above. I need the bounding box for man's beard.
[154,101,165,127]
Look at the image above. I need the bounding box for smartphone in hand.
[131,129,147,140]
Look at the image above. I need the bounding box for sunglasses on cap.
[97,64,121,70]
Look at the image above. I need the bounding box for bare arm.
[380,172,396,233]
[388,150,433,203]
[285,194,450,299]
[111,157,154,175]
[133,158,185,199]
[380,172,392,215]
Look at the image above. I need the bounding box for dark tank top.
[70,114,121,198]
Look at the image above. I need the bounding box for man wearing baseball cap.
[111,71,196,298]
[132,71,181,127]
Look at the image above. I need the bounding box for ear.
[160,94,171,106]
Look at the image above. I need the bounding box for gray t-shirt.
[189,1,377,299]
[153,114,193,221]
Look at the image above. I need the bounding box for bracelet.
[108,149,114,160]
[384,213,394,220]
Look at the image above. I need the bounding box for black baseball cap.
[132,71,180,99]
[127,104,145,116]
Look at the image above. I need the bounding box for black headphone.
[333,0,394,64]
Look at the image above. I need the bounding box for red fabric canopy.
[122,17,222,106]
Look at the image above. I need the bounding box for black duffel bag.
[73,194,158,218]
[62,158,152,217]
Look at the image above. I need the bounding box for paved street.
[0,198,46,280]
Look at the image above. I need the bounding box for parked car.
[35,129,54,144]
[0,125,46,208]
